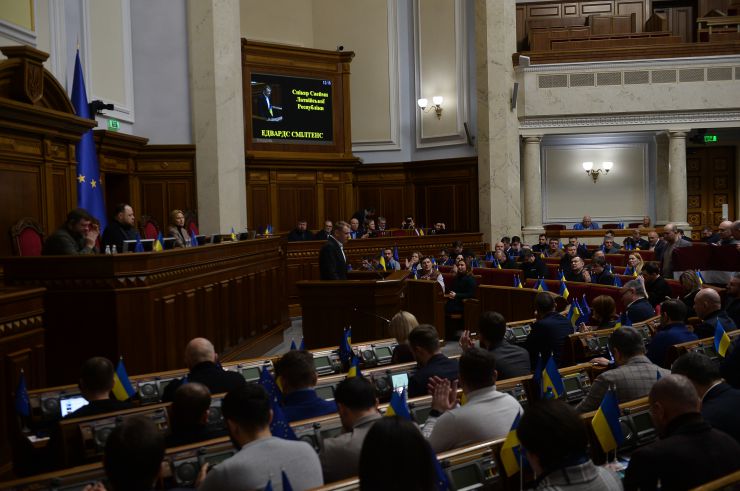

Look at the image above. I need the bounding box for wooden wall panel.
[617,0,646,31]
[51,170,71,229]
[323,184,341,223]
[0,166,42,256]
[248,184,271,231]
[686,146,736,238]
[141,181,167,226]
[277,185,317,230]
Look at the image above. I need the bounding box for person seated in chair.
[623,228,650,250]
[524,292,573,368]
[520,249,548,280]
[287,219,314,241]
[166,209,193,248]
[314,220,333,241]
[546,238,564,258]
[445,259,476,315]
[492,249,517,269]
[573,215,600,230]
[642,261,673,308]
[620,279,656,324]
[559,243,579,278]
[42,208,99,255]
[694,288,737,339]
[65,357,133,419]
[165,382,226,447]
[101,203,137,252]
[601,237,620,254]
[459,311,530,379]
[646,300,697,368]
[565,256,590,283]
[589,256,615,285]
[274,350,337,422]
[531,234,548,254]
[407,325,459,398]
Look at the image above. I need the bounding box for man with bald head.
[166,382,226,447]
[660,223,691,278]
[716,220,739,246]
[162,337,247,402]
[624,375,740,490]
[573,215,599,230]
[693,288,738,339]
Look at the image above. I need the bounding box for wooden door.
[686,146,736,239]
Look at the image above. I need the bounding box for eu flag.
[71,51,107,231]
[258,363,282,404]
[14,370,30,417]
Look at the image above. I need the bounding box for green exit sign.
[704,134,718,143]
[107,119,120,132]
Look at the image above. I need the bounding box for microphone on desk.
[353,307,391,324]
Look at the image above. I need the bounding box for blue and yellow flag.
[559,280,570,300]
[613,275,622,287]
[495,259,502,269]
[393,246,399,261]
[112,358,136,401]
[153,232,163,252]
[715,319,732,358]
[500,413,525,477]
[592,387,624,453]
[558,270,565,281]
[619,311,632,327]
[386,388,412,420]
[15,370,30,417]
[541,356,565,398]
[339,327,352,364]
[567,299,581,327]
[536,278,549,292]
[514,275,523,288]
[289,339,297,350]
[189,225,199,247]
[230,227,237,241]
[696,270,705,286]
[71,50,108,232]
[378,250,387,271]
[347,355,362,378]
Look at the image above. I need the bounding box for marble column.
[187,0,247,234]
[667,130,690,230]
[521,136,544,244]
[475,0,521,245]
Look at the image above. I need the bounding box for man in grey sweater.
[198,384,323,491]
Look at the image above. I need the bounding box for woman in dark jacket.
[446,259,477,314]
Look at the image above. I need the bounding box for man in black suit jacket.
[642,262,673,308]
[624,375,740,490]
[319,220,350,280]
[407,325,459,398]
[694,288,738,338]
[459,311,531,380]
[672,352,740,444]
[620,279,656,323]
[524,292,573,368]
[520,250,548,279]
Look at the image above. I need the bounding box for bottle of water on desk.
[111,245,117,254]
[105,245,111,255]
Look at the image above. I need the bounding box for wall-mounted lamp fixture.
[418,96,443,119]
[582,161,613,183]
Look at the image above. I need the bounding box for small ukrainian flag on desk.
[500,413,525,477]
[112,358,136,401]
[715,319,732,358]
[385,388,411,420]
[592,387,624,453]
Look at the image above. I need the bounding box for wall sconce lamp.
[418,96,443,119]
[582,161,613,183]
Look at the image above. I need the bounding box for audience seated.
[623,228,649,250]
[524,292,573,368]
[165,382,226,447]
[660,223,692,277]
[559,243,578,278]
[359,416,437,491]
[624,375,740,491]
[694,288,738,339]
[404,251,421,274]
[65,357,133,419]
[620,279,656,323]
[565,256,590,283]
[672,352,740,444]
[577,327,669,413]
[573,215,600,230]
[701,225,720,244]
[400,215,416,230]
[493,249,516,269]
[389,311,419,364]
[101,203,138,252]
[274,350,337,422]
[166,209,192,248]
[678,270,701,319]
[579,295,618,331]
[382,248,401,271]
[646,300,697,368]
[445,259,476,315]
[42,208,100,255]
[568,236,591,260]
[625,252,644,276]
[417,256,445,292]
[287,219,315,241]
[532,233,548,254]
[520,249,548,279]
[717,220,738,246]
[727,272,740,328]
[376,216,387,232]
[349,217,367,239]
[518,400,622,490]
[407,325,459,398]
[429,222,447,235]
[351,207,376,227]
[589,256,614,285]
[423,347,523,452]
[198,384,323,491]
[96,415,165,491]
[319,377,381,483]
[162,338,247,402]
[459,311,530,379]
[314,220,333,241]
[642,262,673,308]
[546,238,564,258]
[506,236,524,259]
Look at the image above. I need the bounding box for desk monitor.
[240,366,261,383]
[448,462,484,491]
[315,385,335,401]
[122,239,154,253]
[60,395,89,418]
[162,237,177,250]
[375,345,393,362]
[562,375,581,394]
[313,355,332,371]
[196,235,211,245]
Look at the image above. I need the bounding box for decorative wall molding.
[352,0,401,152]
[0,0,37,47]
[519,55,740,73]
[413,0,469,148]
[521,109,740,130]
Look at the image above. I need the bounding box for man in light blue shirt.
[573,215,600,230]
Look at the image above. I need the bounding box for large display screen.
[251,73,333,144]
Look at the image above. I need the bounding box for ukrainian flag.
[230,227,237,241]
[347,356,362,378]
[696,270,705,286]
[500,413,524,477]
[567,299,581,327]
[715,319,732,358]
[558,270,565,281]
[514,275,523,288]
[385,388,411,420]
[378,250,387,271]
[541,356,565,399]
[495,259,502,269]
[112,358,136,401]
[559,280,570,300]
[613,276,622,287]
[536,278,548,292]
[153,232,163,252]
[592,387,624,453]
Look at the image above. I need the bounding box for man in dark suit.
[459,311,530,380]
[524,292,573,368]
[101,203,138,252]
[286,219,314,241]
[726,273,740,328]
[694,288,738,339]
[275,350,337,422]
[407,325,459,397]
[623,228,650,250]
[642,262,673,308]
[314,220,333,241]
[620,279,656,323]
[672,352,740,444]
[624,374,740,490]
[559,243,578,278]
[520,249,548,279]
[165,382,226,447]
[646,300,697,368]
[162,338,247,402]
[64,357,133,419]
[588,256,614,285]
[319,220,349,280]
